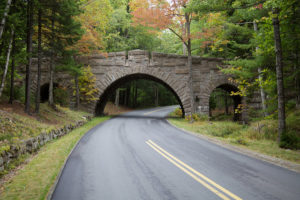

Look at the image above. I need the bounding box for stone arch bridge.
[26,50,260,118]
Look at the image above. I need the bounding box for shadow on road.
[109,114,181,120]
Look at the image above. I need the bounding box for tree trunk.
[154,86,158,107]
[182,42,187,55]
[0,29,14,98]
[126,85,130,106]
[25,0,33,114]
[9,31,15,104]
[134,82,138,108]
[75,73,80,110]
[35,8,42,113]
[185,13,194,115]
[0,0,12,40]
[291,6,300,108]
[295,62,300,108]
[225,93,228,115]
[254,21,268,116]
[258,67,268,115]
[48,9,55,107]
[115,88,120,108]
[272,8,286,142]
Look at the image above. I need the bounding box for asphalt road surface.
[51,106,300,200]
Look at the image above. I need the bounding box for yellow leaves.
[130,0,149,12]
[221,40,229,45]
[76,65,99,103]
[234,104,245,114]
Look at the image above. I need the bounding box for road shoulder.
[166,119,300,173]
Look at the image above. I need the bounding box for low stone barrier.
[0,116,92,171]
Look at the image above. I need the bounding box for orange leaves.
[131,0,173,30]
[131,0,191,43]
[72,0,112,55]
[132,7,171,30]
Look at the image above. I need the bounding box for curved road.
[52,106,300,200]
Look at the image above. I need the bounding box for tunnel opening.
[40,83,59,103]
[95,74,185,117]
[209,84,242,121]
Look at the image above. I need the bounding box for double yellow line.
[146,140,242,200]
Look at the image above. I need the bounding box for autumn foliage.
[72,0,112,55]
[131,0,191,42]
[73,66,99,103]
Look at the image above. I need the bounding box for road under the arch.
[94,74,185,117]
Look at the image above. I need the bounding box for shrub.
[192,113,200,121]
[234,138,248,146]
[54,87,69,106]
[174,108,182,117]
[185,113,209,122]
[14,85,26,103]
[280,131,300,150]
[196,113,209,121]
[185,115,192,121]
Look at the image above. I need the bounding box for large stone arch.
[88,66,191,117]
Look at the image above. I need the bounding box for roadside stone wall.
[0,116,92,172]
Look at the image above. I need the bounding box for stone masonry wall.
[21,49,260,117]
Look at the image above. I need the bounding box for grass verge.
[0,116,110,200]
[168,118,300,165]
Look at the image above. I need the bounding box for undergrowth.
[169,108,300,163]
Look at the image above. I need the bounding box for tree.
[254,21,267,116]
[48,7,55,107]
[35,4,42,113]
[72,0,112,55]
[25,0,33,113]
[0,0,12,40]
[56,53,82,110]
[104,1,160,52]
[0,29,14,97]
[9,31,15,104]
[77,66,99,103]
[272,7,285,141]
[6,0,27,104]
[190,0,299,142]
[131,0,195,114]
[42,0,82,107]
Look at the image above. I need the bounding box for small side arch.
[40,82,59,103]
[200,78,242,121]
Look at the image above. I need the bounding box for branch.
[194,0,266,13]
[168,27,187,46]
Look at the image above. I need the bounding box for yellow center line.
[146,140,242,200]
[146,141,230,200]
[143,107,172,115]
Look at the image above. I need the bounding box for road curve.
[51,106,300,200]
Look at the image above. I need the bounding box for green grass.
[168,118,300,164]
[0,116,110,200]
